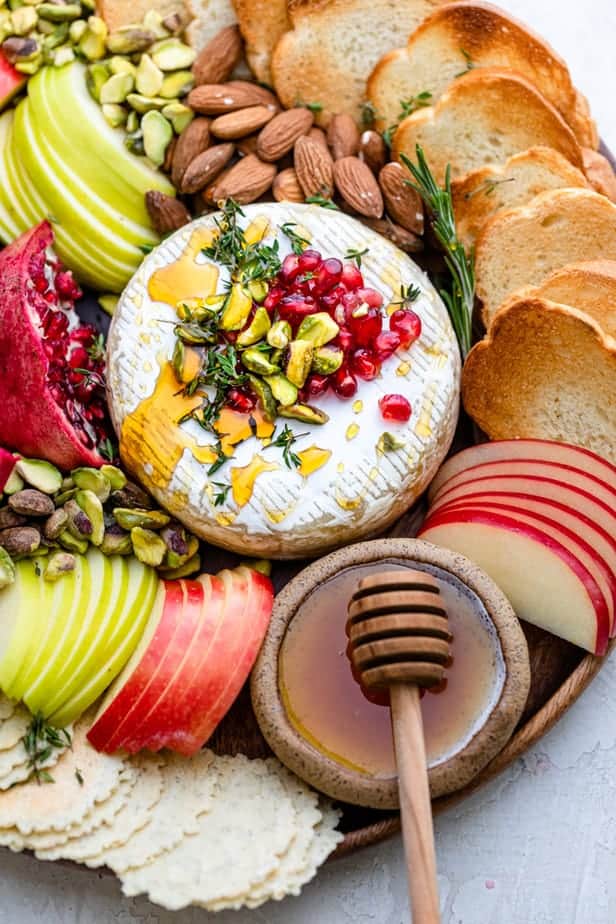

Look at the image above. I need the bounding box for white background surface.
[3,2,616,922]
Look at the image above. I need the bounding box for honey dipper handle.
[390,684,441,924]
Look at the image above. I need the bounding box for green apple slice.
[21,555,92,711]
[50,560,159,727]
[0,111,22,243]
[0,558,46,695]
[42,554,130,717]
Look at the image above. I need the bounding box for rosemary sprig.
[22,713,72,785]
[268,425,308,469]
[400,145,474,357]
[455,48,475,78]
[212,482,231,506]
[464,176,516,200]
[345,246,369,268]
[382,92,432,149]
[202,198,281,285]
[305,195,339,210]
[207,440,228,476]
[281,222,311,255]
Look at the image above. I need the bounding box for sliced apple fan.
[0,735,342,911]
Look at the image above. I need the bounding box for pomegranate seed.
[277,294,317,325]
[347,307,383,347]
[313,258,343,295]
[43,311,69,339]
[264,285,284,312]
[304,373,330,398]
[69,347,88,369]
[379,394,412,422]
[320,284,346,313]
[356,287,383,309]
[34,275,49,294]
[56,271,82,301]
[333,329,354,354]
[70,325,97,343]
[227,388,256,413]
[390,309,422,348]
[340,263,364,290]
[298,249,322,273]
[332,366,358,399]
[374,330,401,361]
[281,253,301,282]
[350,348,381,381]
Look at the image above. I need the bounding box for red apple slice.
[87,580,181,752]
[419,508,610,654]
[427,499,616,636]
[431,460,616,513]
[164,566,273,756]
[429,440,616,501]
[428,474,616,537]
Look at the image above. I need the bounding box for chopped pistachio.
[124,129,144,155]
[38,2,82,22]
[72,467,111,501]
[241,347,280,376]
[285,340,314,387]
[100,71,134,104]
[100,465,127,491]
[150,37,195,71]
[10,7,37,35]
[105,26,155,55]
[263,374,298,407]
[44,552,76,582]
[296,312,339,347]
[100,528,132,556]
[14,53,42,73]
[159,69,193,99]
[57,530,88,555]
[131,527,166,567]
[102,102,128,128]
[0,548,15,589]
[135,52,163,96]
[236,306,271,347]
[161,100,193,134]
[108,54,137,75]
[86,60,109,100]
[311,345,344,375]
[68,18,87,43]
[53,45,74,66]
[267,320,292,350]
[125,109,139,133]
[143,9,169,39]
[126,92,167,113]
[15,458,62,494]
[279,403,329,425]
[158,552,201,579]
[113,507,170,530]
[79,15,107,60]
[142,109,172,166]
[42,23,69,51]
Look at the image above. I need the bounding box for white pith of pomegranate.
[0,222,112,469]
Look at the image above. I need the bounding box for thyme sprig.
[22,713,72,785]
[400,145,474,357]
[345,246,369,268]
[202,199,281,285]
[455,48,475,78]
[305,195,339,210]
[391,283,421,309]
[281,222,311,255]
[212,482,231,506]
[268,425,308,469]
[382,92,432,148]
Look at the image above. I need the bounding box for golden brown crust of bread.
[462,297,616,463]
[232,0,290,84]
[368,1,594,146]
[582,148,616,202]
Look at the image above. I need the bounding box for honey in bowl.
[279,561,506,779]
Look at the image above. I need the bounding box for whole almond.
[193,25,243,86]
[188,83,268,115]
[361,217,424,253]
[180,143,235,194]
[308,126,329,150]
[333,156,383,218]
[163,136,177,174]
[171,117,210,188]
[236,133,260,156]
[294,134,334,198]
[379,162,424,234]
[210,106,275,140]
[203,166,233,206]
[327,113,360,160]
[359,129,387,175]
[273,167,305,203]
[208,154,277,204]
[145,191,191,234]
[257,108,314,162]
[227,81,280,111]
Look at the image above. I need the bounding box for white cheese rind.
[107,203,460,558]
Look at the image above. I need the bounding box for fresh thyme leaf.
[241,240,281,283]
[382,125,395,150]
[345,246,369,268]
[296,98,323,113]
[360,100,378,128]
[382,92,433,149]
[139,243,154,254]
[305,195,339,210]
[75,768,84,786]
[464,176,516,200]
[400,145,474,357]
[86,333,106,362]
[74,369,106,389]
[391,283,421,308]
[22,713,72,785]
[212,481,231,506]
[99,438,116,462]
[281,222,311,255]
[455,48,475,78]
[207,440,228,476]
[268,425,308,469]
[202,198,246,270]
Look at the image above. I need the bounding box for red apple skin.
[116,573,227,753]
[427,499,616,636]
[109,579,205,754]
[87,580,197,753]
[430,473,616,531]
[419,507,610,655]
[164,567,273,756]
[429,440,616,501]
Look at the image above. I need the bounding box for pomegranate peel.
[0,447,16,492]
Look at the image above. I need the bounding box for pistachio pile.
[0,1,194,166]
[0,456,202,588]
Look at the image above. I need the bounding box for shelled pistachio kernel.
[131,527,166,566]
[102,103,128,128]
[0,548,15,590]
[10,7,38,36]
[114,507,170,530]
[160,70,193,99]
[44,551,76,582]
[100,464,126,491]
[15,458,62,494]
[71,467,111,501]
[162,101,193,134]
[100,71,134,104]
[150,37,195,71]
[135,53,163,96]
[158,552,201,579]
[58,530,88,555]
[106,26,155,55]
[79,15,107,60]
[75,490,104,545]
[142,109,173,165]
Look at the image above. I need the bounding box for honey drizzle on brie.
[148,227,219,306]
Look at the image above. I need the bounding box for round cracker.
[102,750,216,875]
[0,718,125,834]
[0,722,72,789]
[0,707,32,751]
[36,755,164,864]
[120,755,296,911]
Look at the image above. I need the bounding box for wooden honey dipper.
[346,570,452,924]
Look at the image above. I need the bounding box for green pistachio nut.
[38,3,82,22]
[131,527,167,567]
[86,60,110,100]
[176,298,212,322]
[158,552,201,579]
[3,469,24,495]
[57,530,88,555]
[105,26,156,55]
[142,109,173,166]
[126,92,167,113]
[71,467,111,502]
[68,18,87,42]
[263,374,298,407]
[100,71,134,104]
[15,53,42,73]
[267,320,292,350]
[75,490,104,546]
[44,551,76,582]
[143,9,170,39]
[42,23,70,51]
[43,508,69,541]
[150,37,195,71]
[241,348,280,376]
[54,487,77,505]
[124,129,145,156]
[279,403,329,425]
[135,52,163,96]
[79,16,108,60]
[53,45,75,66]
[0,547,15,589]
[81,0,96,11]
[296,312,340,347]
[100,465,127,491]
[100,527,133,556]
[15,458,62,494]
[102,102,128,128]
[311,345,344,375]
[125,109,139,133]
[161,100,193,134]
[285,340,314,388]
[220,283,252,331]
[159,69,194,99]
[113,507,170,530]
[10,6,37,34]
[248,375,277,422]
[236,306,271,347]
[108,55,137,75]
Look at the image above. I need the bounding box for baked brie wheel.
[107,203,460,558]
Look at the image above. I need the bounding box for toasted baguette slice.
[452,147,588,250]
[232,0,290,84]
[462,298,616,464]
[476,188,616,325]
[393,68,583,186]
[500,261,616,341]
[582,148,616,202]
[186,0,238,52]
[368,1,596,148]
[96,0,186,31]
[271,0,446,127]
